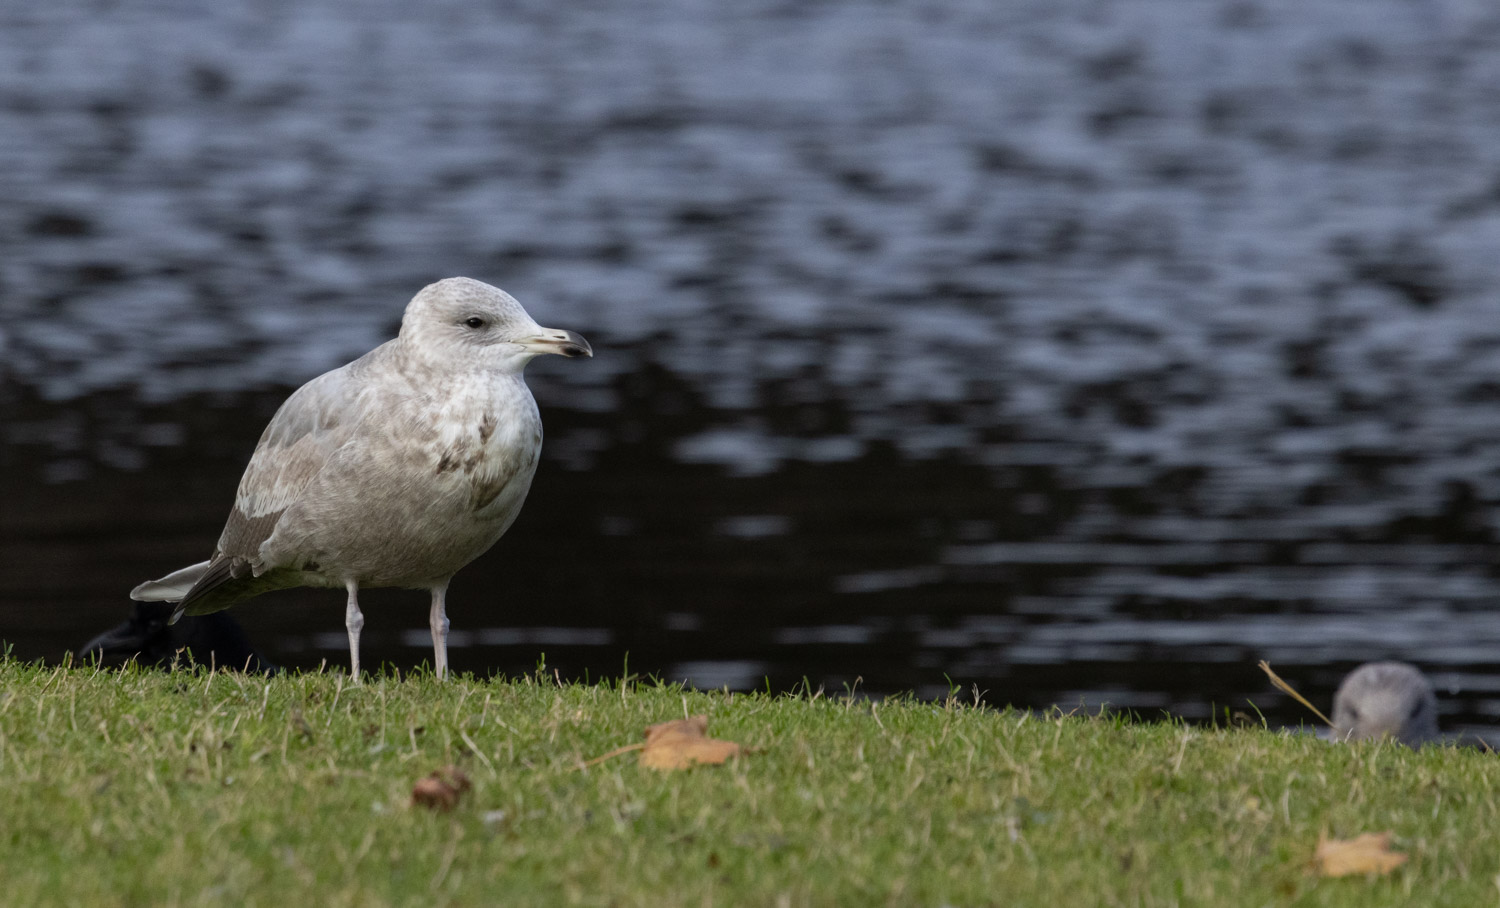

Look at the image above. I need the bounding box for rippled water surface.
[6,0,1500,735]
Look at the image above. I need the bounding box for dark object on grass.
[411,765,472,812]
[76,601,275,672]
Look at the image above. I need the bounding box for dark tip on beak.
[526,328,593,358]
[554,330,593,358]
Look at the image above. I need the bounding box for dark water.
[5,0,1500,735]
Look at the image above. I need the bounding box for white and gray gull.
[130,277,592,680]
[1330,661,1438,746]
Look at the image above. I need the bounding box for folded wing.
[171,349,394,620]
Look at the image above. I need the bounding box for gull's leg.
[429,582,450,681]
[345,579,365,681]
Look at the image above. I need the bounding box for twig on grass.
[1257,660,1333,728]
[577,742,646,770]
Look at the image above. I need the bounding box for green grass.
[1,657,1496,907]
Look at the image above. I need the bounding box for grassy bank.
[0,658,1495,907]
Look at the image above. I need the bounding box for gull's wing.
[174,343,398,618]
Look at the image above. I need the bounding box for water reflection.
[4,0,1500,735]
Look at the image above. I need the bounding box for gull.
[1330,661,1438,747]
[130,277,592,680]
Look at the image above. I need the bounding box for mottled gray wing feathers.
[175,511,285,619]
[231,360,381,527]
[176,345,398,614]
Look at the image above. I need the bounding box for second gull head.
[1331,661,1438,746]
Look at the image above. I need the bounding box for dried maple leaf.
[639,715,741,770]
[1314,832,1408,877]
[410,765,472,811]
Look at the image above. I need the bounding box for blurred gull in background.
[1330,661,1439,747]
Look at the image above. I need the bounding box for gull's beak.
[522,329,593,358]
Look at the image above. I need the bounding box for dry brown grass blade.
[1257,660,1333,728]
[579,742,646,769]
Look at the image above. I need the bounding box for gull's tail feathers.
[175,556,303,624]
[131,559,290,624]
[130,561,212,604]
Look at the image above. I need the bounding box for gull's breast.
[429,376,543,524]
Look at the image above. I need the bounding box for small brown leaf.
[1314,832,1408,877]
[410,765,472,811]
[639,715,741,770]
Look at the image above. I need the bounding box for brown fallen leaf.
[1314,832,1408,877]
[410,765,472,811]
[639,715,741,771]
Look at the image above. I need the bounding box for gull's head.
[401,277,592,373]
[1330,661,1438,747]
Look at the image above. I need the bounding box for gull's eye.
[464,317,486,329]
